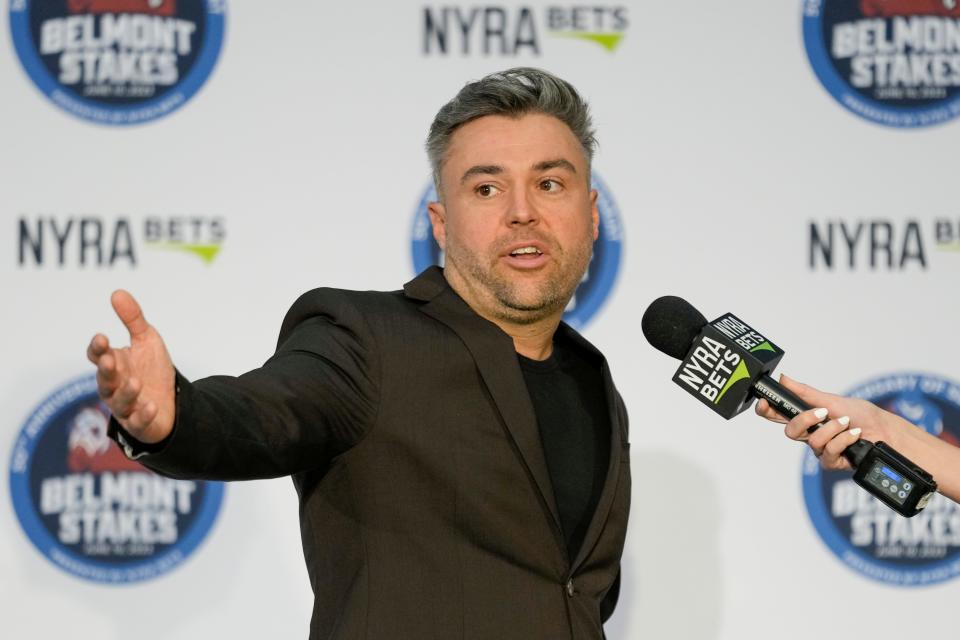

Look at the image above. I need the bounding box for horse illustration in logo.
[67,404,144,473]
[861,0,960,17]
[67,0,176,17]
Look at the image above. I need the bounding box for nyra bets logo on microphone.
[9,375,224,583]
[8,0,226,125]
[802,0,960,127]
[802,372,960,586]
[409,173,623,330]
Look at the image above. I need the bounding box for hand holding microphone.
[755,375,882,471]
[641,295,938,517]
[756,375,960,504]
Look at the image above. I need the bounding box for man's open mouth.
[509,246,543,256]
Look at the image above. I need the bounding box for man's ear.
[427,201,447,250]
[590,189,600,240]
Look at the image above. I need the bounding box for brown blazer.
[125,267,631,639]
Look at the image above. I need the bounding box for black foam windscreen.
[641,296,708,360]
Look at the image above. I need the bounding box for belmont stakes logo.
[9,375,224,583]
[409,173,623,329]
[802,0,960,127]
[802,372,960,586]
[9,0,226,125]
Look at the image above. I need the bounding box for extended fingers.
[90,332,122,402]
[111,290,150,339]
[95,352,118,393]
[109,375,143,419]
[86,333,109,364]
[94,359,157,432]
[93,349,137,413]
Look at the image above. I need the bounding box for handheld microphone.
[641,296,937,517]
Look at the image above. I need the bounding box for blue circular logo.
[802,0,960,127]
[9,375,225,584]
[9,0,226,125]
[802,372,960,586]
[409,172,623,330]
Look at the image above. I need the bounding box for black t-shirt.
[518,338,610,561]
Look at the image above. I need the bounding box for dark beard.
[448,238,593,325]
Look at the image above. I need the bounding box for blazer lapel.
[404,268,564,537]
[557,323,625,575]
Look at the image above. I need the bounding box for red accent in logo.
[67,0,177,17]
[68,442,145,473]
[66,406,144,473]
[940,431,960,447]
[860,0,960,17]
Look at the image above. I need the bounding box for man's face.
[427,112,600,325]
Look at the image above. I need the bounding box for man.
[87,67,630,639]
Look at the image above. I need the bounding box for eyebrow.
[459,159,577,185]
[533,158,577,174]
[460,165,503,184]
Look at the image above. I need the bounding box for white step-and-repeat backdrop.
[3,1,959,638]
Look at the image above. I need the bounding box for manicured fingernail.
[849,427,861,437]
[813,408,828,420]
[838,416,850,426]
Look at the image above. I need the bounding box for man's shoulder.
[280,267,450,333]
[274,286,433,356]
[280,286,416,334]
[289,286,409,311]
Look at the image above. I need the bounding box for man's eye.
[540,179,561,191]
[476,184,499,197]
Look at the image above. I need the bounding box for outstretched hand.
[86,290,176,444]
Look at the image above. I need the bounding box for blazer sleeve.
[109,288,381,481]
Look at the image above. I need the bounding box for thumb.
[111,290,150,339]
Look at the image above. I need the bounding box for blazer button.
[565,579,575,597]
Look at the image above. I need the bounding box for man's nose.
[507,187,539,225]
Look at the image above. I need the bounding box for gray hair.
[426,67,597,194]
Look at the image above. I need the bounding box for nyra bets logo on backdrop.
[17,215,227,268]
[807,217,960,271]
[422,5,629,55]
[9,375,224,583]
[802,372,960,586]
[803,0,960,127]
[9,0,226,125]
[410,174,623,330]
